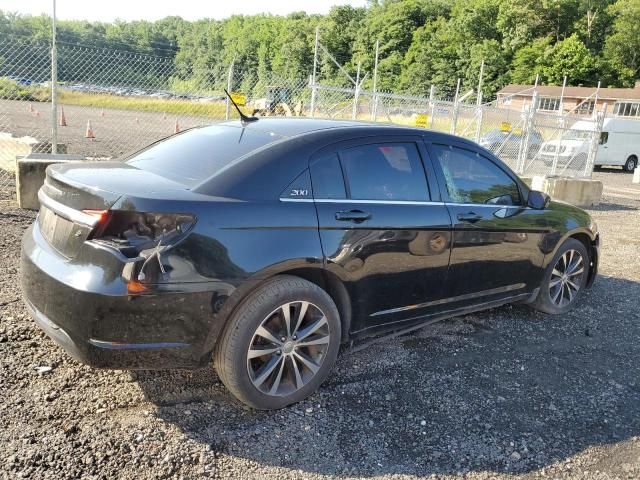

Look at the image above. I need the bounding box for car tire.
[531,238,590,315]
[214,275,341,410]
[624,155,638,172]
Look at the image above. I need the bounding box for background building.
[497,82,640,117]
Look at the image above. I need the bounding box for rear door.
[310,136,452,335]
[596,130,612,165]
[427,142,548,305]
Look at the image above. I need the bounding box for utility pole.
[310,26,319,118]
[372,39,379,121]
[51,0,58,154]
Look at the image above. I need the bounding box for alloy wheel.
[247,301,331,397]
[549,249,585,307]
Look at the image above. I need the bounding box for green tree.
[543,33,597,84]
[604,0,640,85]
[465,40,510,99]
[510,37,553,84]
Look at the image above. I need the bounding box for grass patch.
[58,91,241,118]
[0,78,50,102]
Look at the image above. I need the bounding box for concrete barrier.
[633,167,640,184]
[522,175,603,207]
[17,154,85,210]
[0,132,66,173]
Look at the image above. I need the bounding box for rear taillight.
[89,210,196,258]
[82,209,109,224]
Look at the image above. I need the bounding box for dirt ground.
[1,169,639,480]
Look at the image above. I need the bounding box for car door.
[427,141,548,305]
[310,137,452,335]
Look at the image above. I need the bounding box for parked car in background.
[21,119,599,410]
[540,118,640,172]
[479,128,544,159]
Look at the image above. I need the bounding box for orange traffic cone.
[100,108,105,117]
[85,120,95,140]
[59,106,67,127]
[174,118,180,134]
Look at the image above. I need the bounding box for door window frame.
[426,141,527,207]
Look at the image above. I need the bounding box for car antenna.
[224,89,258,126]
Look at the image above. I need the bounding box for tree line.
[1,0,639,100]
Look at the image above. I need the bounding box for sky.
[0,0,368,22]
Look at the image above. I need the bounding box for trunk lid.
[38,161,189,258]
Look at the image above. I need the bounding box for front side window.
[339,143,429,201]
[432,145,521,206]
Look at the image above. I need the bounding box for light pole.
[51,0,58,154]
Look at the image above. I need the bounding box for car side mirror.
[527,190,550,210]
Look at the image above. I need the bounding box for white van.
[539,117,640,172]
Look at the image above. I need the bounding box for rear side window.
[339,143,428,201]
[127,125,282,187]
[310,153,346,199]
[431,145,521,205]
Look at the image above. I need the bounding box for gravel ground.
[1,170,639,480]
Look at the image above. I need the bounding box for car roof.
[219,117,427,138]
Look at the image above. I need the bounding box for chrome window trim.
[37,189,99,227]
[279,197,528,208]
[280,198,445,206]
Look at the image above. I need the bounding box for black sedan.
[21,118,599,409]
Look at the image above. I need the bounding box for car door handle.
[457,212,483,223]
[335,210,372,223]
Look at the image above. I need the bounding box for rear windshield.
[126,125,283,187]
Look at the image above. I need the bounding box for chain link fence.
[1,40,604,197]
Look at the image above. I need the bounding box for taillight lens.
[90,211,196,257]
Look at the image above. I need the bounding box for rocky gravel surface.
[1,170,639,479]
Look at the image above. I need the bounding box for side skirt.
[344,292,531,355]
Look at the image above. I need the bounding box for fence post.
[225,57,235,121]
[558,75,567,114]
[518,91,538,175]
[474,60,484,142]
[310,26,319,118]
[551,116,565,176]
[371,40,379,121]
[450,80,460,135]
[352,62,361,120]
[551,76,568,175]
[584,104,607,177]
[429,85,436,129]
[51,0,58,154]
